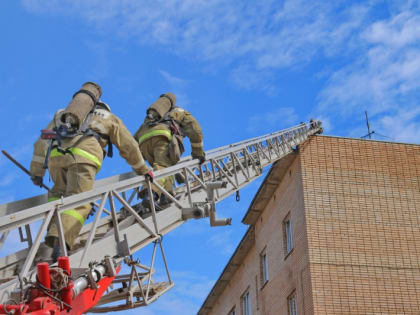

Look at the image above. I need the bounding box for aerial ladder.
[0,120,322,314]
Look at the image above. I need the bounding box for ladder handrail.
[0,120,322,310]
[0,122,312,219]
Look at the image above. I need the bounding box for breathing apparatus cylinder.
[61,82,102,130]
[147,93,176,118]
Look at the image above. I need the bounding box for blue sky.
[1,1,420,314]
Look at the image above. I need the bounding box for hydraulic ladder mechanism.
[0,120,322,314]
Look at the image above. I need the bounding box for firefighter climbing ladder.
[0,120,322,314]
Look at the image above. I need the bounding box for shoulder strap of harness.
[160,107,184,136]
[73,110,113,158]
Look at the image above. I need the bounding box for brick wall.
[208,157,313,315]
[300,136,420,314]
[203,136,420,315]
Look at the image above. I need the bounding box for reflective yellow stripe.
[50,148,102,169]
[48,198,85,225]
[62,209,85,225]
[138,130,172,145]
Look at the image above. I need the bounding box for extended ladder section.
[0,121,322,312]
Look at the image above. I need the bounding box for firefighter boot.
[141,191,162,211]
[159,194,173,208]
[35,242,55,265]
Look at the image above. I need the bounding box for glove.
[145,170,154,182]
[192,151,206,164]
[31,175,43,187]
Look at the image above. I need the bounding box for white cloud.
[170,271,214,301]
[159,70,191,108]
[21,0,373,90]
[207,229,235,256]
[378,107,420,143]
[248,107,298,133]
[159,70,189,88]
[316,5,420,136]
[0,174,19,187]
[319,13,420,115]
[20,1,420,140]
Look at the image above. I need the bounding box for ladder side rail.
[202,123,307,157]
[204,124,306,159]
[0,123,319,234]
[0,122,322,308]
[0,122,314,218]
[0,124,318,270]
[0,122,314,219]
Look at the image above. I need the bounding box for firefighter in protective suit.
[30,82,153,259]
[134,93,204,208]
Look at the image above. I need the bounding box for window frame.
[283,212,294,258]
[287,290,298,315]
[241,288,252,315]
[260,247,269,287]
[227,306,236,315]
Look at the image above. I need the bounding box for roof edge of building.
[242,152,297,225]
[318,134,420,147]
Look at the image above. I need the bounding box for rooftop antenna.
[362,110,374,139]
[361,110,393,140]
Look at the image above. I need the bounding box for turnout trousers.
[139,136,174,198]
[45,158,97,250]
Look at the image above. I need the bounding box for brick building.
[198,135,420,315]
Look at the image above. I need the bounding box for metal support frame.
[0,121,322,311]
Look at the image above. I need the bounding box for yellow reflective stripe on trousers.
[138,130,172,145]
[48,197,85,224]
[50,148,102,169]
[62,209,85,225]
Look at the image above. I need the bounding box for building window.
[283,213,294,256]
[288,291,298,315]
[260,248,269,286]
[228,306,236,315]
[241,289,252,315]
